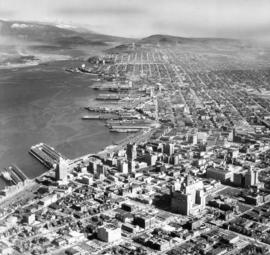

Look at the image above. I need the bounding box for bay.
[0,60,127,187]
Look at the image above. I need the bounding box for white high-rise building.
[97,224,122,242]
[55,157,68,181]
[171,175,206,216]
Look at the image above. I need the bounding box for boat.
[1,170,12,181]
[81,115,100,120]
[110,129,139,133]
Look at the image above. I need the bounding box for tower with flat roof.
[245,167,258,187]
[55,157,68,181]
[126,143,137,161]
[171,175,205,216]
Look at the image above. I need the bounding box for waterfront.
[0,60,128,187]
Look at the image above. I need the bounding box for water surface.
[0,60,127,186]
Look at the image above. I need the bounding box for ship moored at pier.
[0,164,33,201]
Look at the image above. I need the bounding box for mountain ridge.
[139,34,242,45]
[0,19,131,46]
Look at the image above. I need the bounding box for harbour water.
[0,60,128,188]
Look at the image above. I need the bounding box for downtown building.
[171,175,206,216]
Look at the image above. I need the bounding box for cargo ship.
[92,84,131,92]
[81,115,120,120]
[85,107,121,114]
[81,115,101,120]
[0,170,13,185]
[110,129,140,133]
[96,94,122,101]
[109,125,150,130]
[65,68,80,73]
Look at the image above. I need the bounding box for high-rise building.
[193,134,198,145]
[171,175,205,216]
[245,167,258,187]
[87,158,102,175]
[134,213,155,229]
[144,153,158,166]
[23,213,35,225]
[126,143,137,161]
[228,129,236,142]
[118,159,128,174]
[55,157,68,181]
[164,143,175,156]
[128,160,136,172]
[97,224,122,242]
[96,163,106,179]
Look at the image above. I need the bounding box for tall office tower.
[193,133,198,145]
[118,160,129,174]
[96,163,106,178]
[126,143,137,161]
[171,175,206,216]
[228,129,236,142]
[144,153,158,166]
[55,157,68,181]
[245,167,258,187]
[164,143,175,156]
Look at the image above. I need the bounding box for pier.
[29,143,67,169]
[0,164,29,185]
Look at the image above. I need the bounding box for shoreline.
[0,52,75,70]
[0,127,150,208]
[0,58,130,186]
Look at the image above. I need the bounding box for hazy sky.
[0,0,270,39]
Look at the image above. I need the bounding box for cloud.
[57,4,145,17]
[55,24,76,29]
[1,0,270,39]
[11,23,34,29]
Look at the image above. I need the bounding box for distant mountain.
[0,20,131,67]
[139,34,192,44]
[139,34,242,46]
[0,20,128,47]
[105,34,247,55]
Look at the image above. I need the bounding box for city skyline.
[2,1,270,255]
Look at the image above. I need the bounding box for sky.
[0,0,270,39]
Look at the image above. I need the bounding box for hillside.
[0,20,130,46]
[139,34,243,47]
[0,20,130,67]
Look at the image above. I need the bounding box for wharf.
[29,143,67,169]
[96,95,122,101]
[0,164,29,185]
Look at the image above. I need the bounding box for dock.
[29,143,67,169]
[0,164,29,185]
